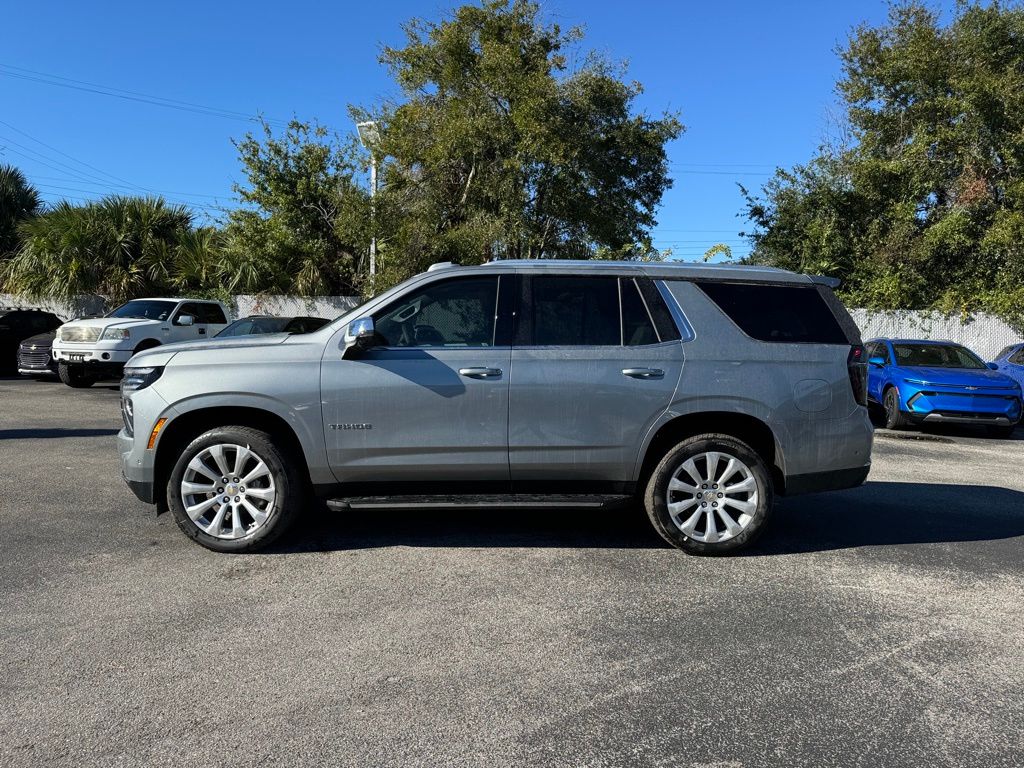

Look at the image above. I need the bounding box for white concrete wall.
[231,295,361,322]
[849,309,1021,360]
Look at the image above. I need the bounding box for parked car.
[17,330,58,378]
[52,298,230,388]
[0,308,63,374]
[865,338,1022,436]
[991,342,1024,390]
[216,315,330,338]
[119,260,873,555]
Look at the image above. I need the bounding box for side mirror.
[868,356,885,367]
[343,316,378,358]
[987,361,999,370]
[176,314,195,327]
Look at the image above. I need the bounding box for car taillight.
[848,345,868,407]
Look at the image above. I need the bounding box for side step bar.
[326,494,632,512]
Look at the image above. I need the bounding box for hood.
[129,333,291,367]
[20,331,56,348]
[896,365,1020,390]
[62,317,160,329]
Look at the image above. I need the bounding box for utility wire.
[0,63,288,127]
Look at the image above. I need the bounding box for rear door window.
[620,278,659,346]
[696,282,849,344]
[530,276,620,346]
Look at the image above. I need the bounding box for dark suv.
[0,308,63,375]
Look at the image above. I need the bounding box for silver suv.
[118,261,873,554]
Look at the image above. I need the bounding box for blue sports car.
[865,338,1022,437]
[991,342,1024,391]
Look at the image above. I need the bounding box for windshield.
[107,300,178,321]
[216,317,291,337]
[892,343,987,370]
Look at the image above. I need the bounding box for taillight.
[848,345,868,406]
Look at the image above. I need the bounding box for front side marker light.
[148,418,168,450]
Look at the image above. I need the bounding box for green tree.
[0,164,41,260]
[225,120,371,295]
[743,1,1024,327]
[356,0,683,287]
[3,196,195,304]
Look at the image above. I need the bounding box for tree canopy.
[354,0,682,286]
[225,120,371,295]
[744,1,1024,328]
[2,196,223,304]
[0,164,41,260]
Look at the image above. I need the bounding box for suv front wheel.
[167,426,303,553]
[644,433,773,555]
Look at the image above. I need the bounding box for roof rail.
[427,261,460,272]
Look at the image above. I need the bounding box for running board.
[326,494,632,512]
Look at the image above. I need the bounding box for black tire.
[986,424,1017,439]
[57,361,97,388]
[644,433,774,555]
[883,387,910,430]
[167,426,305,553]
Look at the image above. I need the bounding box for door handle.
[622,367,664,379]
[198,328,206,335]
[459,367,503,379]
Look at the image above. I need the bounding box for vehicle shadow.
[267,481,1024,555]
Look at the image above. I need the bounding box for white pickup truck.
[52,297,230,387]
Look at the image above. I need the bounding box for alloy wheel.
[180,444,277,540]
[665,451,759,543]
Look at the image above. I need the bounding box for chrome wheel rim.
[666,451,759,543]
[181,444,277,540]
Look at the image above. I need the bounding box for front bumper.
[901,387,1021,425]
[53,344,134,365]
[18,367,57,377]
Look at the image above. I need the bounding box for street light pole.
[356,120,381,291]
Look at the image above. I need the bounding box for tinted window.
[1010,347,1024,365]
[283,317,329,334]
[217,317,290,337]
[892,343,986,369]
[696,282,849,344]
[531,276,620,346]
[621,278,659,346]
[196,303,227,324]
[374,276,499,347]
[108,300,177,321]
[996,345,1016,361]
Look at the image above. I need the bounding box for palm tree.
[3,196,194,304]
[0,164,41,257]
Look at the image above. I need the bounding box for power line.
[0,63,288,127]
[31,175,232,201]
[0,119,147,193]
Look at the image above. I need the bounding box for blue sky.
[1,0,909,262]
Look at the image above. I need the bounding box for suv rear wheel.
[57,361,97,388]
[167,426,304,553]
[644,433,773,555]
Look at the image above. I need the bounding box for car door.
[321,274,513,485]
[866,341,891,402]
[508,274,684,486]
[196,303,229,337]
[169,302,205,342]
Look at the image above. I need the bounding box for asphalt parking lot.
[1,377,1022,768]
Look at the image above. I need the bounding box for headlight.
[121,366,163,394]
[102,327,131,341]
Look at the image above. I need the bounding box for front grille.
[18,346,51,369]
[60,326,101,343]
